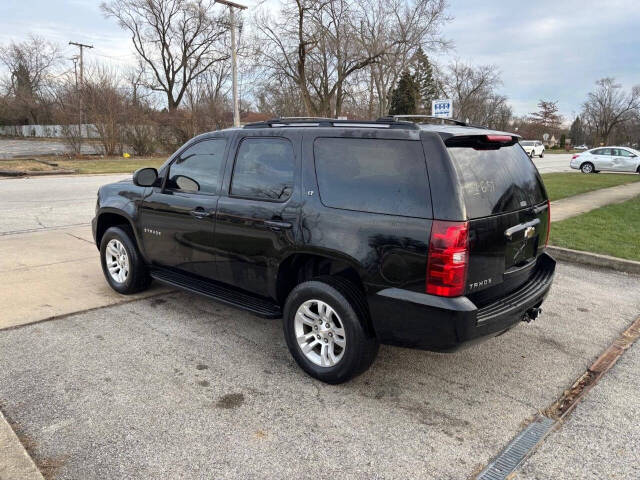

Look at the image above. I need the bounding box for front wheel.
[580,162,595,174]
[540,151,544,158]
[100,226,151,294]
[283,277,379,384]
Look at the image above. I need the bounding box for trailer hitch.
[523,307,542,323]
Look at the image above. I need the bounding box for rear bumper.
[368,253,556,351]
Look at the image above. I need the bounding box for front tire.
[100,226,151,294]
[581,162,594,174]
[540,150,544,158]
[283,277,379,384]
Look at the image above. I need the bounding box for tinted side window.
[230,137,295,201]
[593,148,611,155]
[167,138,227,194]
[615,149,633,157]
[314,138,430,218]
[447,144,546,218]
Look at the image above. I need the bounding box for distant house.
[545,135,558,148]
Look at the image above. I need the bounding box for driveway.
[0,174,163,330]
[0,261,639,479]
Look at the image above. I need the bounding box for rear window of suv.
[314,138,431,218]
[447,143,546,218]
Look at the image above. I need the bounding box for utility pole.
[69,42,93,87]
[216,0,247,127]
[69,42,93,142]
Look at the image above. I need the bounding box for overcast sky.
[1,0,638,120]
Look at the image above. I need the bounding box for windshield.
[520,141,534,146]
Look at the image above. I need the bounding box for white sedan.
[520,140,545,158]
[570,147,640,174]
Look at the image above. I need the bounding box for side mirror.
[133,167,158,187]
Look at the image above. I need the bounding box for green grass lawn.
[541,173,640,201]
[55,157,166,174]
[549,196,640,261]
[0,156,166,175]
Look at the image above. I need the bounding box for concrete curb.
[547,246,640,275]
[0,410,44,480]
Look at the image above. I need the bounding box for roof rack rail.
[243,117,419,130]
[380,115,489,129]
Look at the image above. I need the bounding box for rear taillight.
[485,135,513,143]
[426,221,469,297]
[571,154,579,160]
[545,200,551,248]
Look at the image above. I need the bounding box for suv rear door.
[214,130,301,298]
[444,136,550,305]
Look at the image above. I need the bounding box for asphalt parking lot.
[1,261,639,479]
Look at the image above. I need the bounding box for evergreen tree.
[412,47,438,114]
[570,116,584,145]
[389,70,419,115]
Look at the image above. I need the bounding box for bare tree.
[582,78,640,145]
[51,75,84,154]
[101,0,229,111]
[439,61,506,125]
[359,0,449,117]
[84,67,130,155]
[0,35,60,124]
[256,0,397,117]
[529,100,562,134]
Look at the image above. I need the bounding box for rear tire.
[580,162,594,174]
[100,226,151,294]
[283,276,379,384]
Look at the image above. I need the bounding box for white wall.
[0,124,100,139]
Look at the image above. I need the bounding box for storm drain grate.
[477,415,555,480]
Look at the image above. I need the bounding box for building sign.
[432,99,453,118]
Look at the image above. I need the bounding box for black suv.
[93,117,555,383]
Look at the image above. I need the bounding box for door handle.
[264,219,292,230]
[190,208,212,219]
[505,218,540,241]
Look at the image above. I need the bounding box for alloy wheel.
[105,239,129,284]
[294,299,346,367]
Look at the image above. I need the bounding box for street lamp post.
[216,0,247,128]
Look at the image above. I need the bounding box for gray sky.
[1,0,638,119]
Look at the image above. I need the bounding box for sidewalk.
[0,411,43,480]
[550,181,640,222]
[0,225,166,330]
